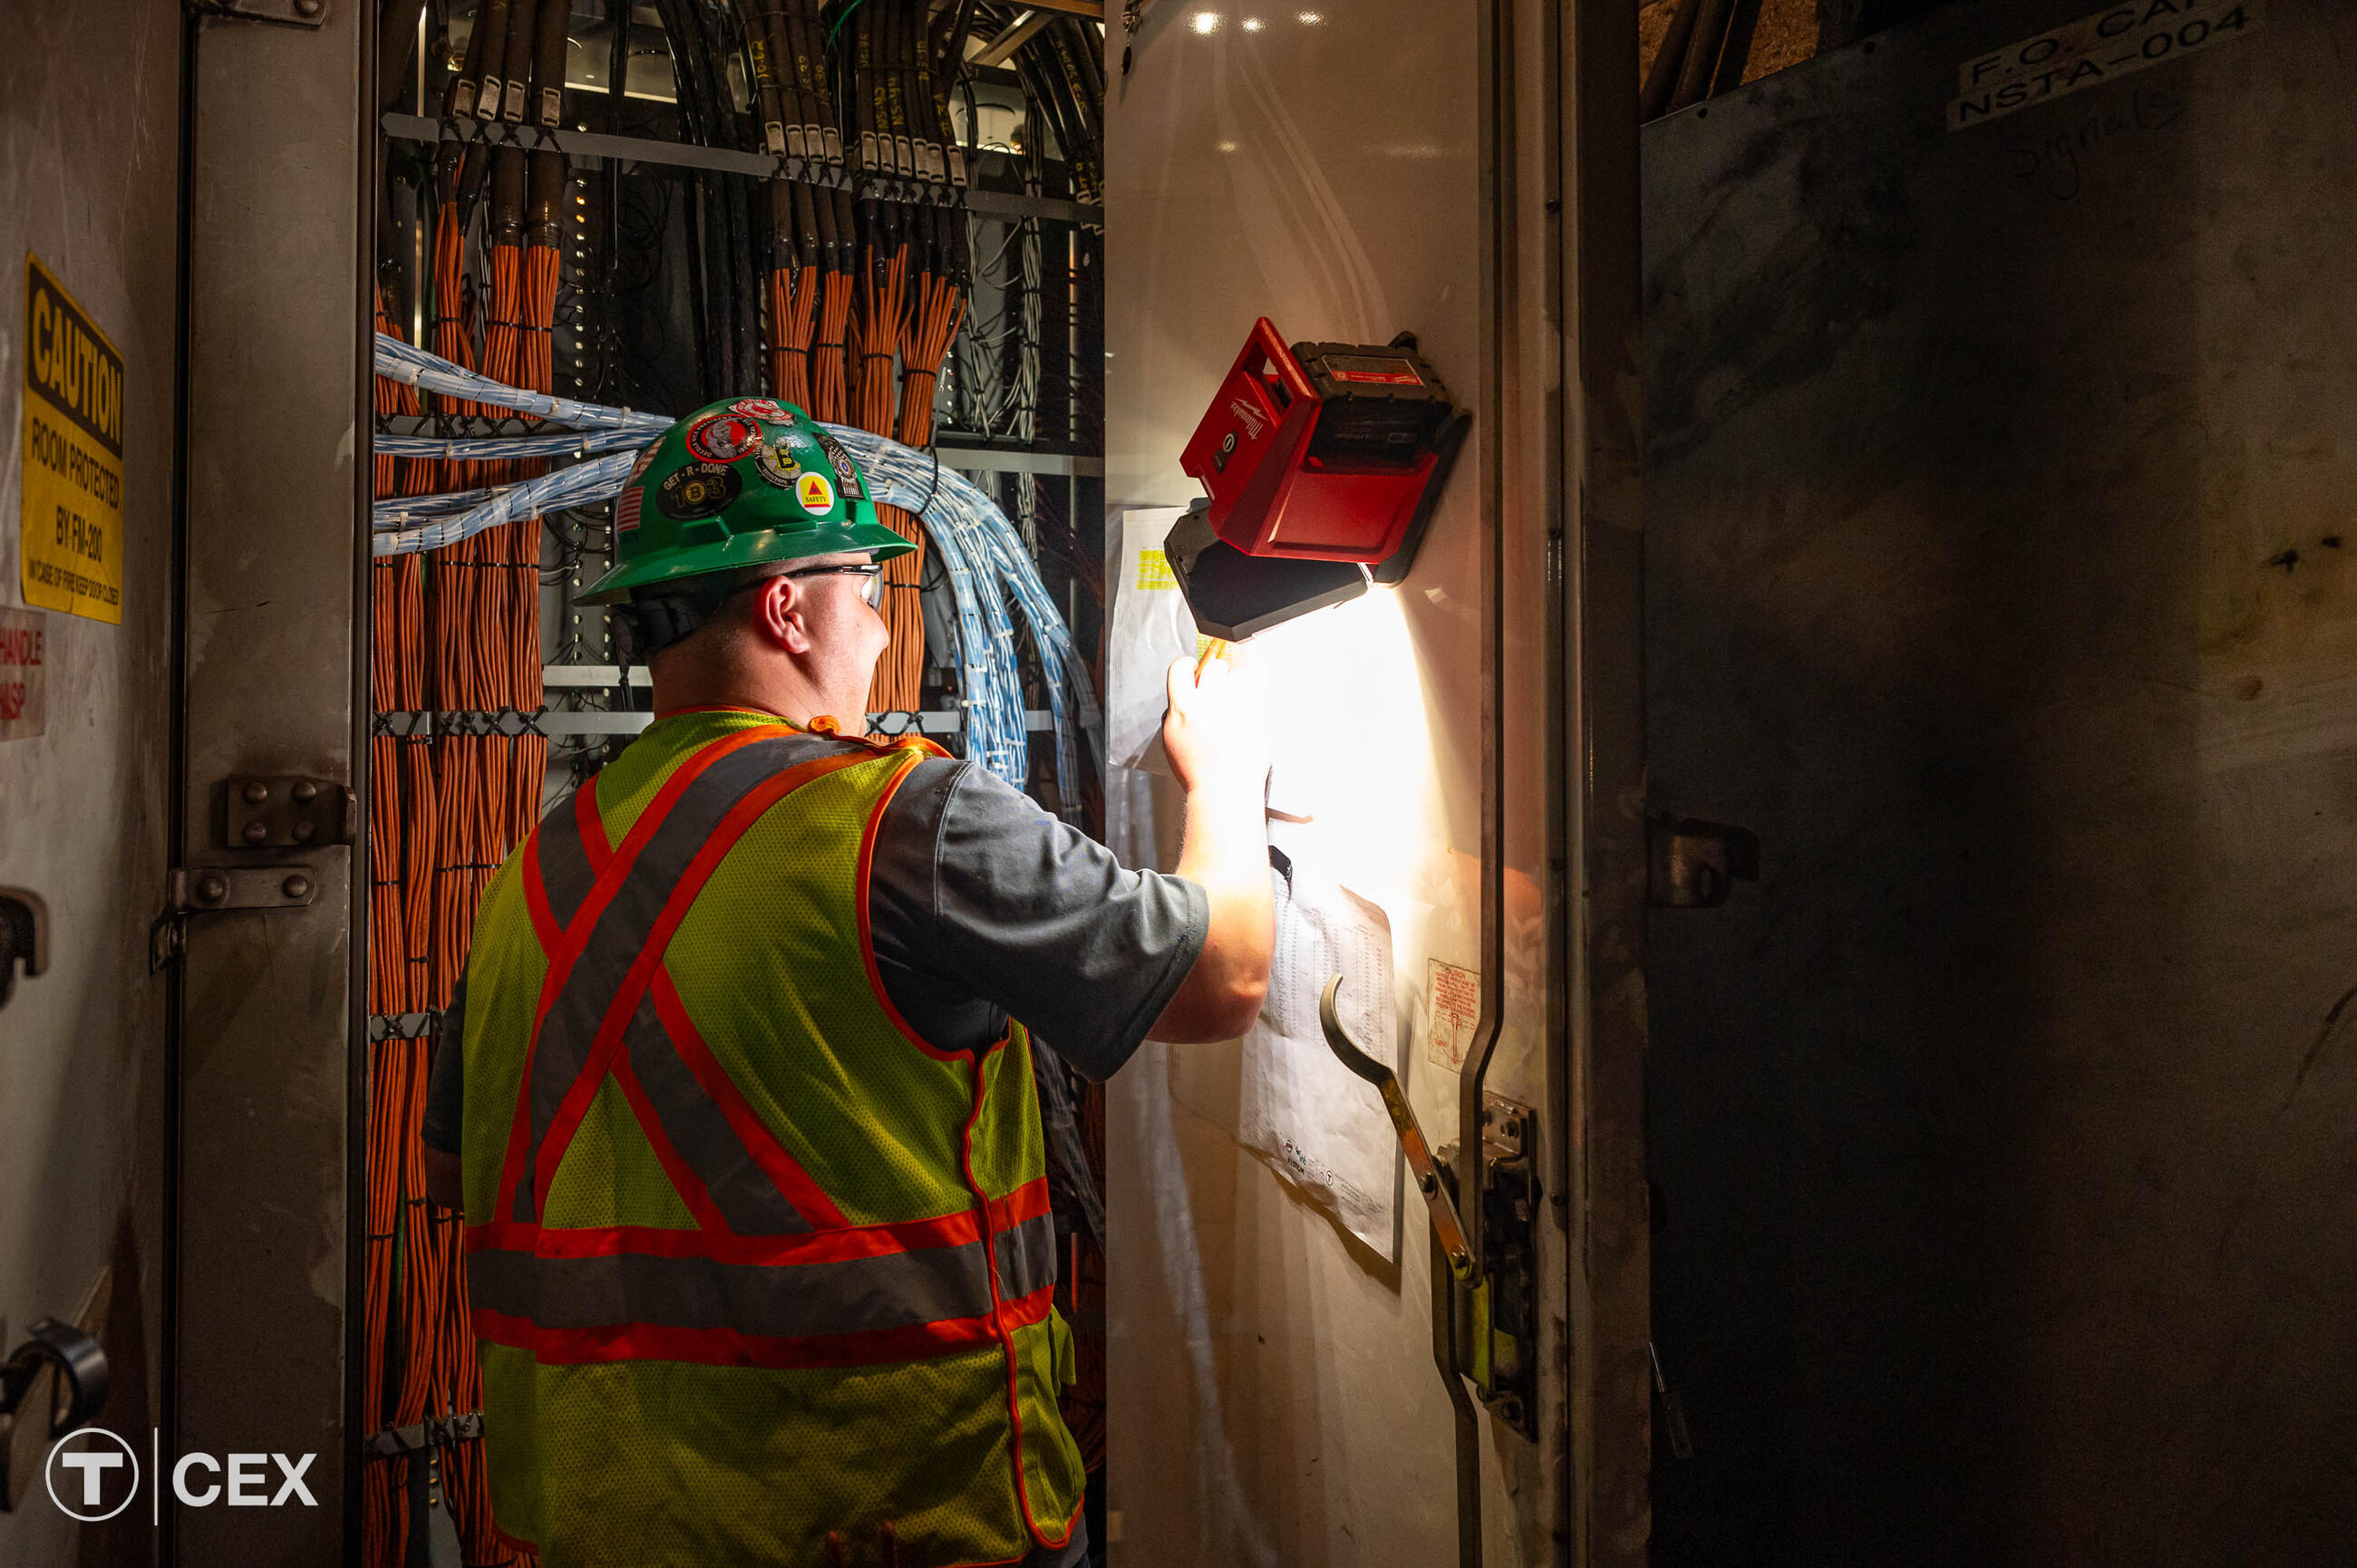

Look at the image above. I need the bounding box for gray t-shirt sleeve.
[421,978,465,1157]
[868,758,1208,1081]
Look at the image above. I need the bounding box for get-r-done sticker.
[657,462,742,519]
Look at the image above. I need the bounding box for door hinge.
[150,866,321,971]
[1648,815,1760,908]
[223,775,354,849]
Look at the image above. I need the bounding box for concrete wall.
[0,1,181,1562]
[1642,2,2357,1563]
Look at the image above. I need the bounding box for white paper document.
[1237,861,1401,1259]
[1105,507,1202,773]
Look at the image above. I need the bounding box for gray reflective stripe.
[468,1210,1059,1339]
[515,733,825,1224]
[617,991,811,1234]
[994,1207,1061,1302]
[532,793,598,932]
[531,731,847,930]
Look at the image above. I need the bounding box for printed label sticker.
[1425,959,1481,1072]
[795,470,835,514]
[657,462,742,520]
[684,411,764,463]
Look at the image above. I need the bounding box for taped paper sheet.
[1106,506,1202,773]
[1237,854,1400,1259]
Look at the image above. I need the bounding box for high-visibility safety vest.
[457,708,1087,1567]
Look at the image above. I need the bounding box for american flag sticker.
[616,489,643,533]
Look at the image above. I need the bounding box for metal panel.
[0,0,183,1561]
[173,3,367,1558]
[1643,1,2357,1562]
[1101,0,1592,1557]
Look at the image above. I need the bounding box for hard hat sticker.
[684,412,763,463]
[754,437,803,490]
[616,488,643,533]
[810,428,864,498]
[795,470,835,513]
[731,398,790,423]
[658,462,743,519]
[626,440,662,482]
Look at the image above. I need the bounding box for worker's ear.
[750,574,817,656]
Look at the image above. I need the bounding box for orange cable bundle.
[856,233,927,713]
[813,266,853,423]
[866,227,966,713]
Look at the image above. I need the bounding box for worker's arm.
[1147,653,1275,1043]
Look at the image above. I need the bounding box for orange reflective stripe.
[509,739,874,1227]
[526,755,850,1230]
[469,1278,1056,1372]
[464,1197,1060,1362]
[498,724,798,1217]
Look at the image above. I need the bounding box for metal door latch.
[150,866,321,969]
[1440,1089,1542,1441]
[0,1319,109,1512]
[0,888,47,1011]
[224,775,354,849]
[1648,815,1760,908]
[1320,976,1543,1443]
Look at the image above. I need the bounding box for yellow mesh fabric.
[461,708,1087,1566]
[663,764,978,1224]
[540,1074,701,1231]
[484,1340,1036,1568]
[461,861,547,1220]
[965,1025,1051,1203]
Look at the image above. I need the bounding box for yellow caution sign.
[21,254,125,624]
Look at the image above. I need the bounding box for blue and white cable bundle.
[369,334,1097,807]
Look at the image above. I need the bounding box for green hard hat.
[577,397,912,605]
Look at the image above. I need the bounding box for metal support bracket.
[150,866,321,970]
[224,775,354,848]
[1441,1089,1542,1441]
[1648,814,1761,908]
[0,1318,109,1511]
[186,0,327,25]
[0,887,48,1011]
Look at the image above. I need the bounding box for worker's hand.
[1163,648,1268,797]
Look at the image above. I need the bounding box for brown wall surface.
[1643,1,2357,1563]
[0,1,181,1562]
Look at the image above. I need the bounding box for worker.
[419,398,1274,1568]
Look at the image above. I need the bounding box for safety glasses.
[781,560,886,608]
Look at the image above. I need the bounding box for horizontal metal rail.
[379,114,1101,226]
